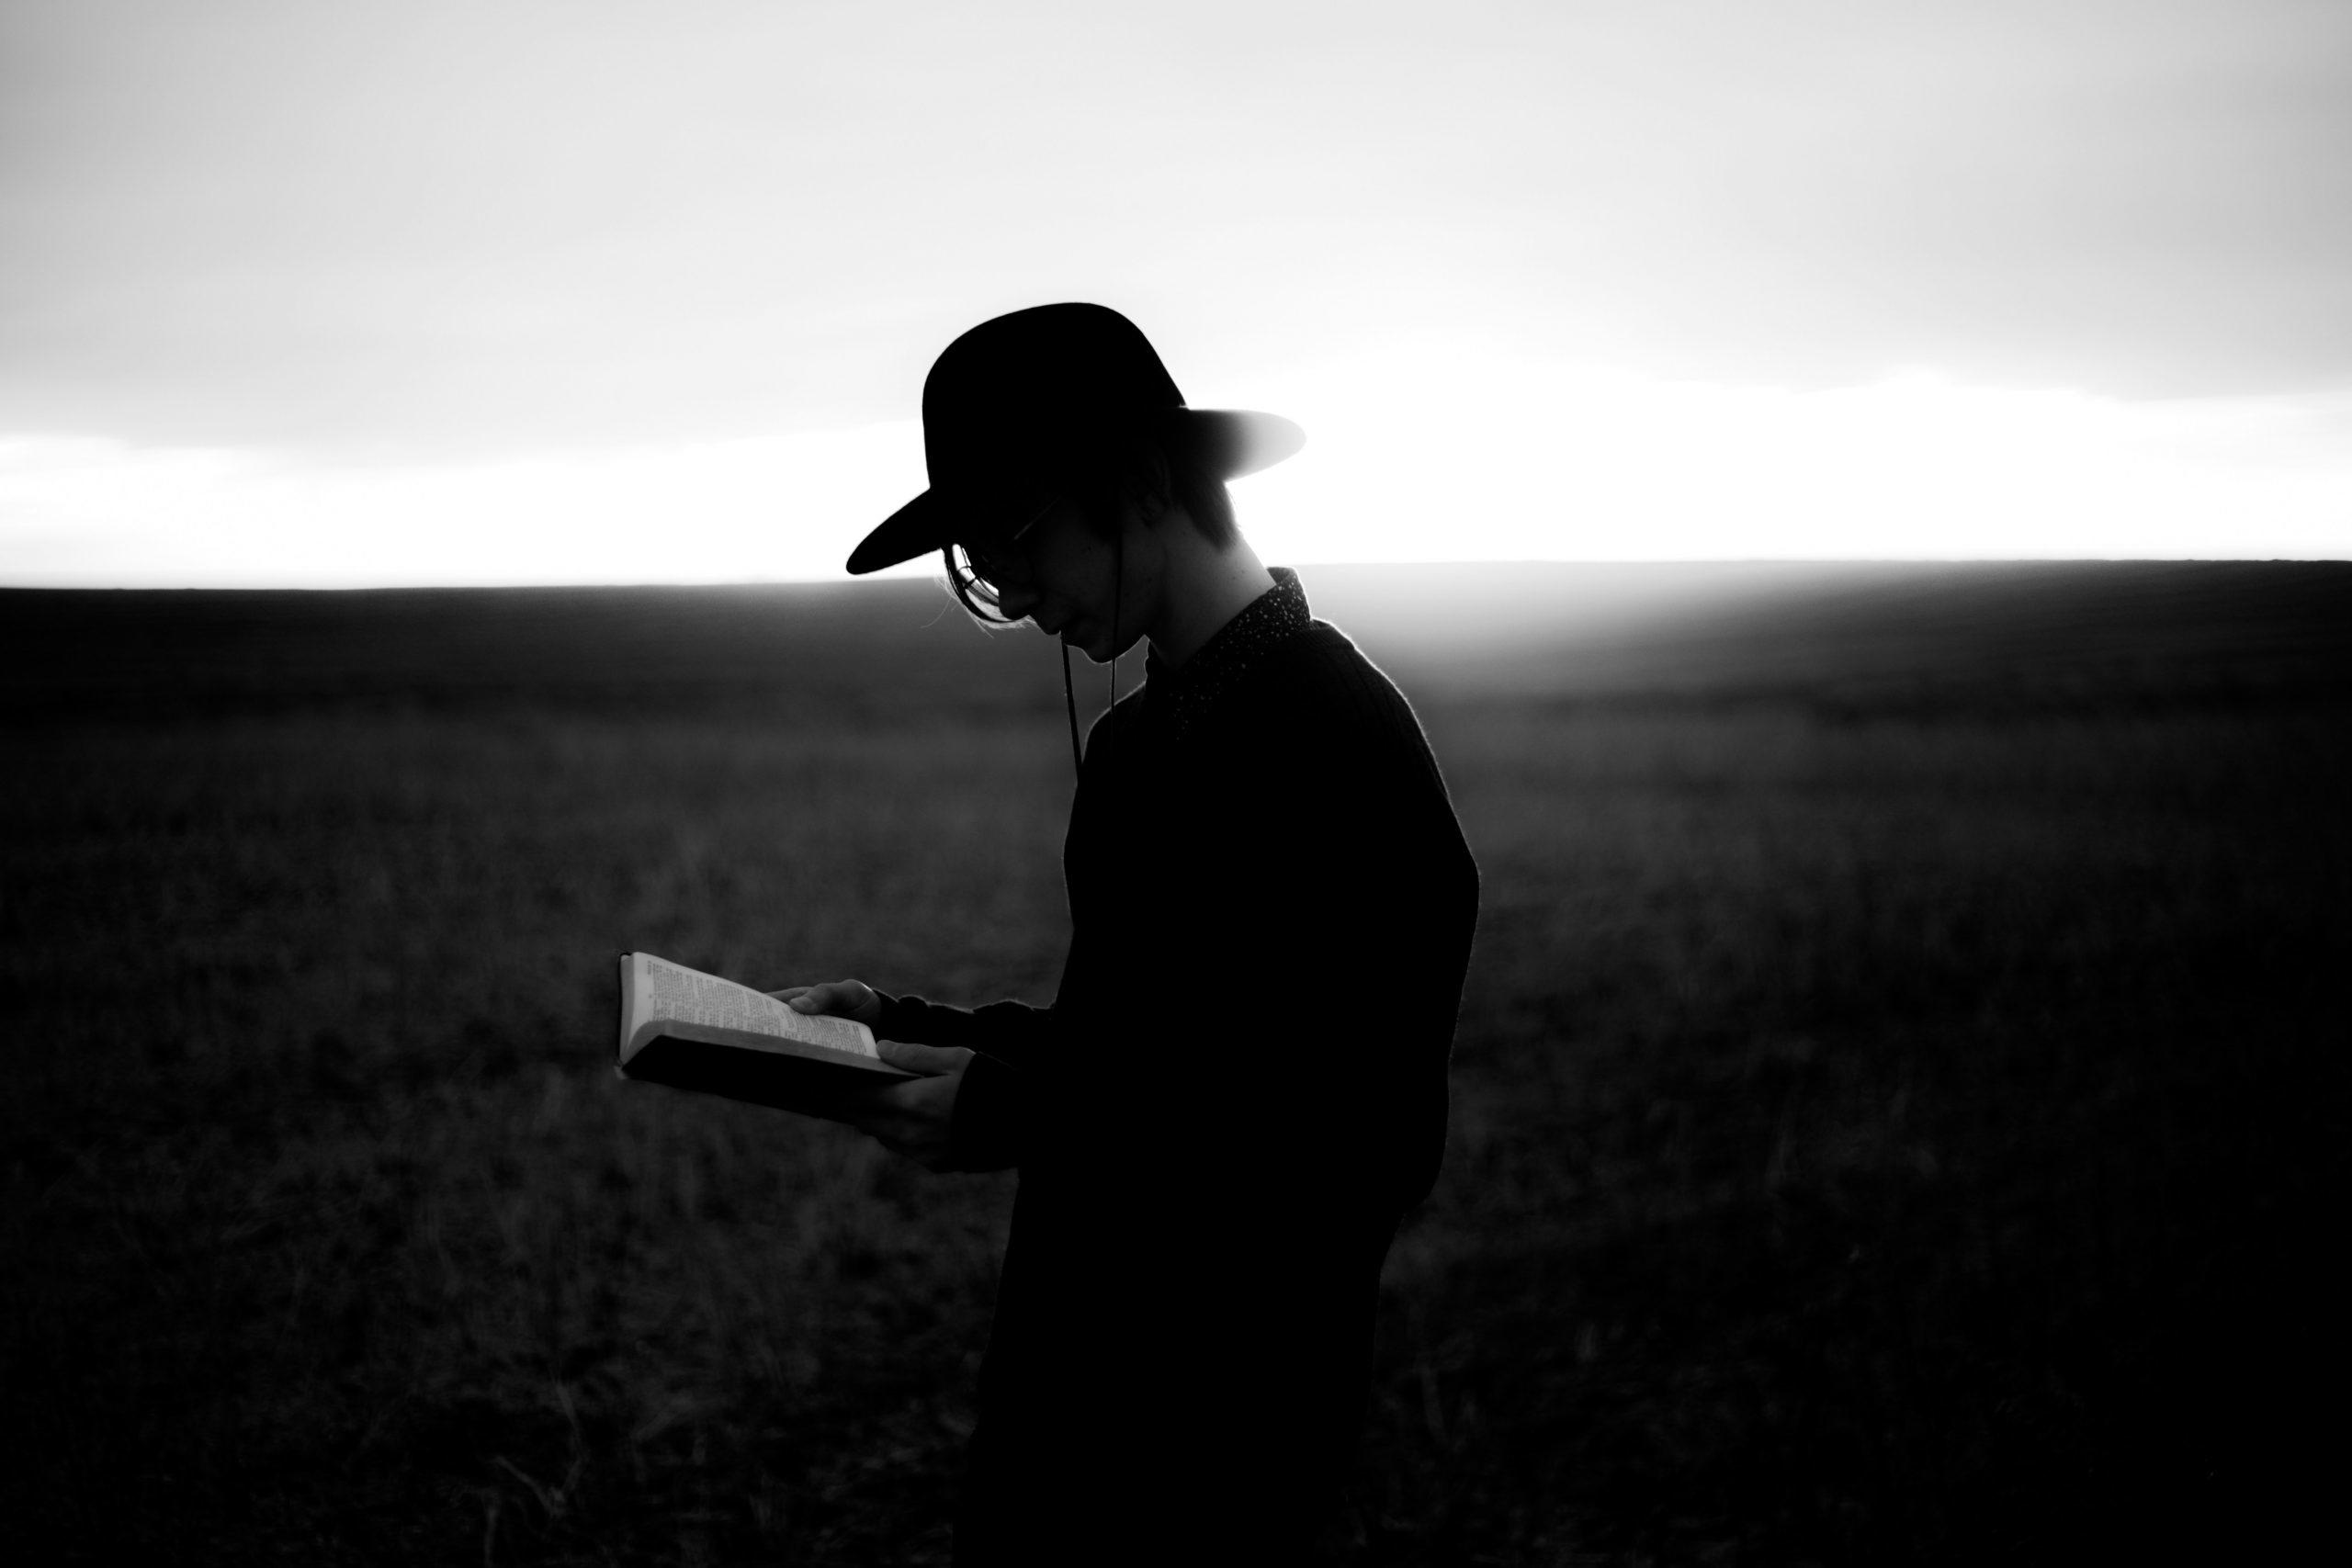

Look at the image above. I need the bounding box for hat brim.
[843,408,1305,576]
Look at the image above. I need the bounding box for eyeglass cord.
[1061,641,1080,774]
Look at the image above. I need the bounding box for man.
[781,303,1477,1562]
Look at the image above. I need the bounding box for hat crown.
[922,303,1186,492]
[843,301,1300,575]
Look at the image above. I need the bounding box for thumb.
[878,1039,974,1077]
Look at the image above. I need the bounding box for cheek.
[1039,547,1114,611]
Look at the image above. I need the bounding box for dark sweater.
[876,570,1479,1562]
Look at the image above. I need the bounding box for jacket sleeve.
[871,990,1054,1172]
[860,697,1150,1174]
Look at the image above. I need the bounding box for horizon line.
[6,556,2349,593]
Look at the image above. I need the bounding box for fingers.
[867,1113,959,1174]
[775,979,877,1021]
[786,981,846,1012]
[877,1040,975,1077]
[857,1068,965,1171]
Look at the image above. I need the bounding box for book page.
[634,953,879,1060]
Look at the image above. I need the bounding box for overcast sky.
[4,0,2348,583]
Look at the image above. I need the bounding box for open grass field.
[4,562,2348,1564]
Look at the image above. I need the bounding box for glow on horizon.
[5,355,2348,587]
[6,3,2349,582]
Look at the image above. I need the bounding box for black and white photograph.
[4,3,2346,1562]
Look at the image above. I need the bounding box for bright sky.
[4,0,2348,585]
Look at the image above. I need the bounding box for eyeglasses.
[957,495,1060,592]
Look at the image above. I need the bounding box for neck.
[1142,525,1274,668]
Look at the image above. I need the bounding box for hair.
[943,434,1236,625]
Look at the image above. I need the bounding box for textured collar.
[1141,566,1313,741]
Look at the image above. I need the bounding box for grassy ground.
[3,566,2346,1563]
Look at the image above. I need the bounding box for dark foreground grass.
[3,568,2348,1563]
[1368,701,2347,1562]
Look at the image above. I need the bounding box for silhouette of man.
[779,303,1478,1563]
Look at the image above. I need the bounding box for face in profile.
[958,494,1158,664]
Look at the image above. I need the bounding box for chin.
[1057,623,1132,666]
[1095,632,1147,667]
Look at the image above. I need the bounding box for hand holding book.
[616,953,971,1169]
[768,978,884,1028]
[775,977,972,1169]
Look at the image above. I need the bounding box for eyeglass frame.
[955,494,1063,592]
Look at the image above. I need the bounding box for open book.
[616,952,913,1111]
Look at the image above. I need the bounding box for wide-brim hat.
[845,302,1305,575]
